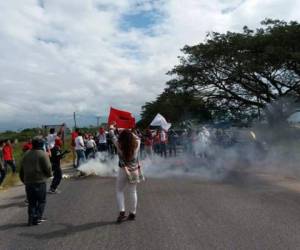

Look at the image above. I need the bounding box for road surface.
[1,170,300,250]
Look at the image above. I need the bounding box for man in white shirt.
[97,127,107,152]
[85,136,96,159]
[47,128,57,150]
[75,131,86,167]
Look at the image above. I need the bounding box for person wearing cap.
[49,138,69,194]
[19,137,52,226]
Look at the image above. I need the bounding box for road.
[1,170,300,250]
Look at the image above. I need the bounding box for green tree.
[166,19,300,122]
[138,91,212,128]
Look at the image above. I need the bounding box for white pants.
[116,168,138,214]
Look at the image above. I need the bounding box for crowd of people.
[15,125,145,226]
[69,126,182,165]
[0,123,234,227]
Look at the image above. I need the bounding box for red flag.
[108,107,136,129]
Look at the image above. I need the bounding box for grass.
[0,138,74,191]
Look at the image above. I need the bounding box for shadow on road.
[0,223,28,230]
[10,194,26,200]
[0,201,27,209]
[19,221,116,239]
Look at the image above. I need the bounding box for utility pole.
[73,112,77,129]
[96,116,101,127]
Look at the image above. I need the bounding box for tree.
[138,91,212,128]
[166,19,300,122]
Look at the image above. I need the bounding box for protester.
[107,125,117,157]
[144,129,153,158]
[85,135,97,159]
[22,138,32,152]
[153,130,161,154]
[49,138,69,194]
[19,137,52,226]
[2,139,16,173]
[71,128,79,167]
[186,129,194,154]
[159,128,168,158]
[112,128,141,223]
[75,131,86,167]
[47,128,57,150]
[168,129,178,157]
[97,127,107,152]
[83,133,89,148]
[0,141,5,187]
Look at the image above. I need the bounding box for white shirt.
[160,130,167,142]
[75,136,85,150]
[47,133,57,149]
[98,133,107,144]
[86,139,96,149]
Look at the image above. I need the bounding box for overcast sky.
[0,0,299,130]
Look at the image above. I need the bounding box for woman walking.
[112,128,141,223]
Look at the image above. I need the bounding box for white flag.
[150,113,171,131]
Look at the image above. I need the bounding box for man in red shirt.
[2,140,16,173]
[22,139,33,153]
[0,141,5,186]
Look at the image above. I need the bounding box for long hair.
[118,129,138,162]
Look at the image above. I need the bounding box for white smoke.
[76,121,300,181]
[78,152,118,177]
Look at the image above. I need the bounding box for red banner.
[108,107,136,129]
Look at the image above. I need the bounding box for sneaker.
[127,213,136,221]
[116,212,127,223]
[38,217,47,223]
[28,217,40,226]
[48,189,61,194]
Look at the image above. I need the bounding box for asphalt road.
[1,170,300,250]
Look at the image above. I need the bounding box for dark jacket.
[50,146,63,167]
[19,150,52,184]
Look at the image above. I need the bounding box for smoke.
[78,152,118,177]
[77,100,300,181]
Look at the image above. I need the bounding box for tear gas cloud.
[78,128,300,180]
[79,101,300,180]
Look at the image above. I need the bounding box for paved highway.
[1,171,300,250]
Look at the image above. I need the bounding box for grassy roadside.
[0,139,73,191]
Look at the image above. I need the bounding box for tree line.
[139,19,300,127]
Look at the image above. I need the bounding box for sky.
[0,0,300,131]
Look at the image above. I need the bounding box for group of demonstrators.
[18,126,70,226]
[16,120,144,225]
[69,125,181,165]
[3,109,212,226]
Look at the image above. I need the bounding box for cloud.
[0,0,299,130]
